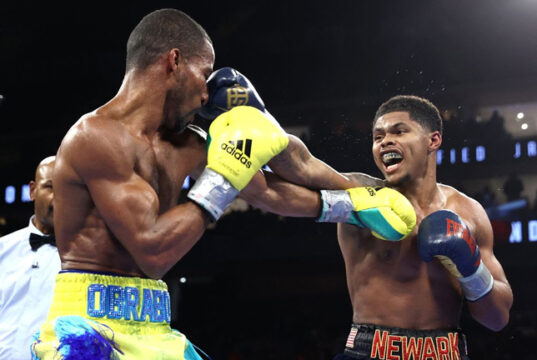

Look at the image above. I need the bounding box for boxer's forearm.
[269,135,354,190]
[464,214,513,331]
[240,171,321,217]
[467,279,513,331]
[129,202,211,279]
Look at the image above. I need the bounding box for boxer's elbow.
[479,311,510,332]
[141,268,163,280]
[137,256,171,280]
[471,287,513,332]
[493,299,513,331]
[493,316,510,332]
[489,285,514,331]
[131,215,206,279]
[132,241,177,280]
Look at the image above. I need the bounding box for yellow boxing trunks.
[343,323,469,360]
[31,271,206,360]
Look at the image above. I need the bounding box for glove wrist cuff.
[459,261,494,302]
[187,168,239,221]
[316,190,353,223]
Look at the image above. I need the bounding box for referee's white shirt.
[0,216,61,360]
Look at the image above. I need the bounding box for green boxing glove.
[317,187,416,241]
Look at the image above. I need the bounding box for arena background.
[2,1,537,358]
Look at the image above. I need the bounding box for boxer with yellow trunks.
[31,271,203,359]
[38,8,417,359]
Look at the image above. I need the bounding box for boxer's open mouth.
[382,151,403,172]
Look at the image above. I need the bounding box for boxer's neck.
[398,170,442,210]
[111,65,169,137]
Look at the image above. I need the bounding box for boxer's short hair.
[126,9,211,71]
[373,95,443,134]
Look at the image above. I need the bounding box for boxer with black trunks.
[333,95,513,359]
[184,68,512,358]
[30,9,417,360]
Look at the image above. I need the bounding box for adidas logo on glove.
[220,138,252,168]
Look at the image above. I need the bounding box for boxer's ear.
[167,49,183,73]
[428,131,442,152]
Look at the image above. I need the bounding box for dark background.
[2,1,537,359]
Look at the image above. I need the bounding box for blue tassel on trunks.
[53,315,123,360]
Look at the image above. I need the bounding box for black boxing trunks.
[342,323,469,360]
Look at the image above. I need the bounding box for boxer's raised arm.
[65,118,210,279]
[239,170,322,217]
[240,169,416,242]
[198,67,358,191]
[268,134,355,190]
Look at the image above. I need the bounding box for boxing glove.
[199,67,266,120]
[188,106,289,220]
[418,210,494,301]
[317,187,416,241]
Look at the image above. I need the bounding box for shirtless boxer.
[334,95,513,359]
[195,68,511,359]
[30,9,415,360]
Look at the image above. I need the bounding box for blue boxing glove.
[418,210,494,301]
[199,67,267,120]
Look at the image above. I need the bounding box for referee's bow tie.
[29,233,56,251]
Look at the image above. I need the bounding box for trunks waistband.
[47,271,171,331]
[344,323,468,360]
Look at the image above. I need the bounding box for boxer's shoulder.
[59,113,137,178]
[63,112,133,148]
[439,183,486,232]
[440,183,476,206]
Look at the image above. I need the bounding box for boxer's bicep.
[266,134,306,183]
[341,173,384,188]
[466,200,513,330]
[71,127,160,245]
[88,171,207,278]
[269,135,353,190]
[85,169,194,279]
[474,222,499,278]
[70,128,208,278]
[88,174,160,243]
[473,204,510,287]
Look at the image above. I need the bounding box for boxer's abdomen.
[339,225,462,329]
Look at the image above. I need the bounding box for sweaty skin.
[53,40,217,279]
[337,111,512,331]
[53,39,327,279]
